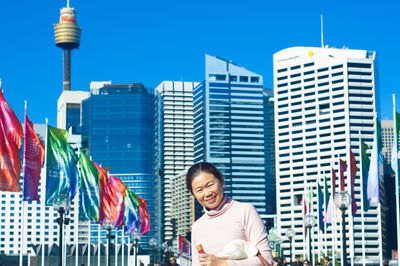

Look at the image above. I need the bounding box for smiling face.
[191,172,224,210]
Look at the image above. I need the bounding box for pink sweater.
[191,197,273,266]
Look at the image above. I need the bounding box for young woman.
[186,162,273,266]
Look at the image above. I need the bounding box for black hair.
[186,162,224,193]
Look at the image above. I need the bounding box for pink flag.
[22,111,44,201]
[138,196,150,235]
[0,90,23,192]
[350,149,359,215]
[103,175,127,227]
[340,159,347,191]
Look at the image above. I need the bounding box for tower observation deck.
[54,1,81,91]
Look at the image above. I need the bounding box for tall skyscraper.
[155,81,198,243]
[53,1,81,91]
[82,81,156,251]
[193,55,269,221]
[263,88,276,229]
[274,47,384,262]
[382,120,394,170]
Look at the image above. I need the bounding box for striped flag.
[22,110,44,201]
[79,152,100,221]
[45,125,79,205]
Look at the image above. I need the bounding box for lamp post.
[132,231,141,266]
[149,238,158,265]
[53,195,70,266]
[161,242,169,265]
[334,191,351,266]
[103,217,115,266]
[304,214,316,265]
[285,228,295,265]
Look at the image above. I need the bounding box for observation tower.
[53,0,81,91]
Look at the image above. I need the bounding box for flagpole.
[331,164,336,266]
[374,112,383,266]
[98,225,101,266]
[42,118,49,266]
[348,149,355,266]
[359,133,366,266]
[317,177,321,263]
[88,221,91,266]
[19,101,28,266]
[115,228,118,266]
[393,94,400,266]
[122,228,125,266]
[75,147,80,266]
[323,171,327,257]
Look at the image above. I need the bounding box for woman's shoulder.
[231,199,258,212]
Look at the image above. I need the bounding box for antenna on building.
[320,14,324,48]
[67,0,70,8]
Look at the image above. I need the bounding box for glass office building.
[82,82,156,252]
[193,55,269,221]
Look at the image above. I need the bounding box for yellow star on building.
[308,51,314,57]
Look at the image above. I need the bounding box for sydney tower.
[53,1,81,91]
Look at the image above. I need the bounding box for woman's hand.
[199,253,228,266]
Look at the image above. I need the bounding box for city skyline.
[0,0,399,125]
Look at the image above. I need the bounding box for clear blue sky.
[0,0,398,125]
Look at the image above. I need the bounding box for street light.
[103,217,115,266]
[53,195,70,266]
[304,214,316,266]
[161,242,169,265]
[149,238,158,265]
[285,228,295,265]
[334,191,351,266]
[132,231,141,266]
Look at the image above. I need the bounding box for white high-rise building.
[155,81,198,242]
[274,47,384,263]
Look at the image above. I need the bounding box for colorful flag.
[79,152,100,221]
[332,167,337,196]
[301,192,308,234]
[138,196,150,235]
[339,159,347,191]
[0,90,23,148]
[123,190,140,235]
[103,175,127,228]
[391,107,400,181]
[0,90,23,192]
[367,117,383,206]
[45,126,79,205]
[179,235,185,254]
[318,183,324,232]
[93,162,108,223]
[350,149,358,215]
[360,138,371,211]
[22,111,44,201]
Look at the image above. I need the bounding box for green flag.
[391,107,400,181]
[45,126,79,205]
[79,152,100,221]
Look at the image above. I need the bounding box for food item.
[196,244,205,254]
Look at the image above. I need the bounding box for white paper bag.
[216,239,258,260]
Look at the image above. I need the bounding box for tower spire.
[53,1,81,91]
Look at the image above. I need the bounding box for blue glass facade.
[263,88,276,215]
[82,84,154,174]
[194,55,270,222]
[82,83,156,252]
[66,104,82,134]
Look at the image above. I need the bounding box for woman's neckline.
[204,195,234,218]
